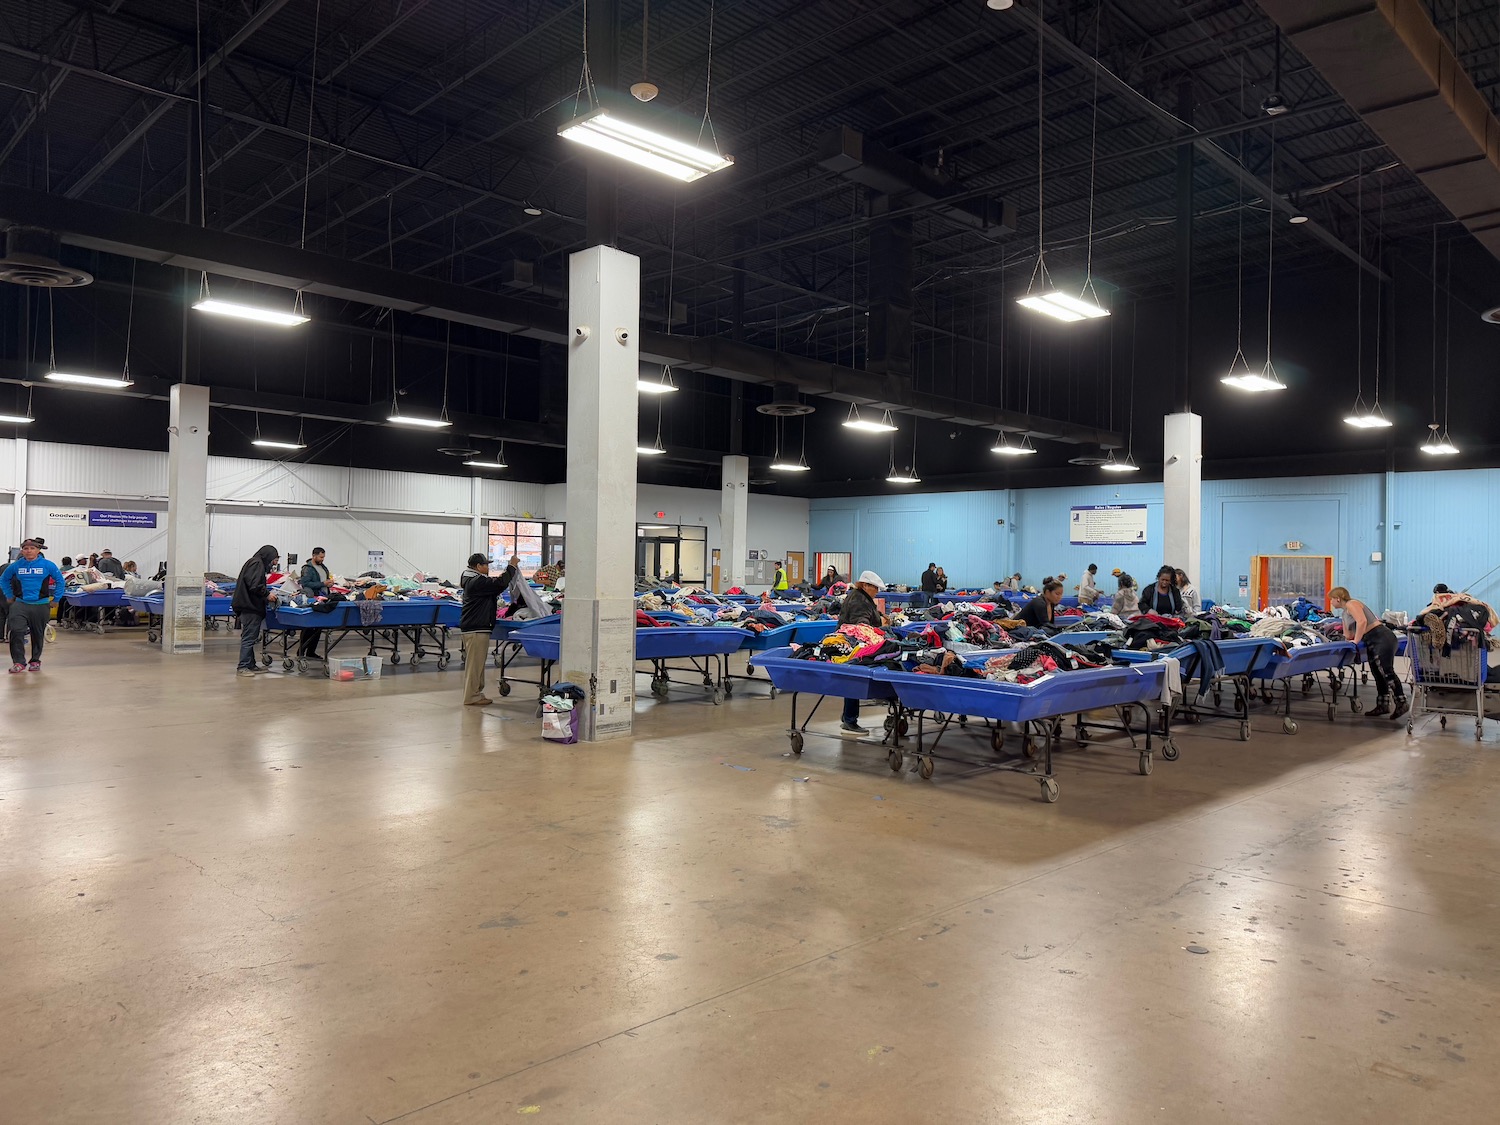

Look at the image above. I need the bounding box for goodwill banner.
[46,509,90,525]
[88,510,158,529]
[1069,504,1147,546]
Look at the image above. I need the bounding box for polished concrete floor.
[2,628,1497,1124]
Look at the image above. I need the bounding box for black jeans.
[237,613,264,670]
[1364,624,1404,703]
[842,698,860,726]
[7,600,50,664]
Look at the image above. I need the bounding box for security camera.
[574,325,590,340]
[1261,93,1289,116]
[614,328,630,344]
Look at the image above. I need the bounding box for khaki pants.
[461,631,491,703]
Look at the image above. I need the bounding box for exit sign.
[655,511,666,519]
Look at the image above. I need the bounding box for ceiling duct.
[1258,0,1500,261]
[756,384,815,416]
[817,127,1017,234]
[0,226,93,286]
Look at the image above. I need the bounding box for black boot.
[1389,697,1409,721]
[1368,698,1390,718]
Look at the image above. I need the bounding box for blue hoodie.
[2,556,66,604]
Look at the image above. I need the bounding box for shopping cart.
[1405,626,1490,741]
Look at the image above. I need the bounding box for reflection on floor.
[2,631,1496,1123]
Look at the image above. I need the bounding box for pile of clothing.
[1414,591,1498,655]
[791,623,898,664]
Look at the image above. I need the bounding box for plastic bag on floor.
[542,706,579,744]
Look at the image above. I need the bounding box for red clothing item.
[1141,613,1185,629]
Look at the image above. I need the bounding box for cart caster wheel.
[1282,718,1298,735]
[884,715,896,732]
[789,731,804,755]
[1327,704,1336,721]
[1301,677,1312,695]
[1351,698,1363,714]
[918,756,935,780]
[409,653,420,667]
[1239,721,1251,742]
[887,750,903,773]
[1213,690,1223,707]
[896,717,909,736]
[769,686,779,699]
[147,632,158,643]
[745,663,756,675]
[1075,723,1090,747]
[498,681,512,697]
[1406,721,1414,735]
[1476,723,1484,743]
[1021,735,1037,760]
[958,715,968,727]
[1039,777,1059,803]
[262,655,272,667]
[438,653,451,668]
[388,654,400,666]
[1162,739,1180,762]
[282,659,294,671]
[1440,716,1448,729]
[1138,752,1153,776]
[712,688,724,706]
[723,683,733,698]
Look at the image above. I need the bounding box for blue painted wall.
[809,468,1500,613]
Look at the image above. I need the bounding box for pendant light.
[1102,306,1140,471]
[1421,225,1460,455]
[559,0,732,181]
[385,313,452,428]
[992,431,1037,456]
[194,274,310,327]
[769,415,810,472]
[0,384,35,426]
[1223,98,1284,392]
[639,391,667,455]
[465,443,509,470]
[885,425,920,484]
[638,363,678,394]
[1343,155,1391,428]
[43,289,133,389]
[1017,0,1109,323]
[842,403,898,433]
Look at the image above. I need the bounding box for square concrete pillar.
[720,455,748,593]
[1163,411,1202,589]
[164,383,209,653]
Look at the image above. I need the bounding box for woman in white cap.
[836,570,888,736]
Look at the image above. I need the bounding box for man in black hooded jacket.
[459,551,519,706]
[232,544,279,676]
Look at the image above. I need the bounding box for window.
[488,519,565,578]
[635,523,708,584]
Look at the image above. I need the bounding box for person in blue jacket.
[2,538,65,672]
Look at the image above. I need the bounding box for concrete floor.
[2,629,1497,1124]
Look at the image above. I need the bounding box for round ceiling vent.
[756,399,816,417]
[1067,454,1109,467]
[438,446,482,458]
[0,227,93,287]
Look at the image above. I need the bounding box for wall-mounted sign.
[88,510,157,528]
[45,508,89,525]
[1069,504,1147,546]
[655,511,666,519]
[367,549,385,571]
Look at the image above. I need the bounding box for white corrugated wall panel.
[27,440,167,499]
[26,497,170,564]
[349,466,470,515]
[479,478,548,519]
[0,437,17,491]
[207,509,470,579]
[208,456,352,507]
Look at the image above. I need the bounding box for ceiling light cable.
[1343,152,1387,426]
[298,0,323,254]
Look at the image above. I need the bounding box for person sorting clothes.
[1141,566,1184,616]
[459,551,519,707]
[1329,586,1407,721]
[1015,580,1064,628]
[836,570,887,737]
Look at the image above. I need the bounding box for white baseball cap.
[856,570,884,589]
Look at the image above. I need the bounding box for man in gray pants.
[2,539,66,672]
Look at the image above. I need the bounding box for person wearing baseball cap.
[2,539,65,672]
[458,550,519,706]
[835,570,888,736]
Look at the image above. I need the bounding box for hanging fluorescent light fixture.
[465,443,509,469]
[1342,398,1392,429]
[770,455,810,472]
[193,274,309,326]
[1221,363,1286,393]
[1100,450,1140,473]
[842,403,898,433]
[558,108,733,182]
[637,434,666,456]
[992,432,1038,456]
[769,414,811,471]
[252,413,306,451]
[0,413,31,425]
[638,364,678,394]
[1017,290,1108,321]
[884,423,921,484]
[1420,424,1459,455]
[885,469,920,484]
[387,412,451,428]
[46,370,134,389]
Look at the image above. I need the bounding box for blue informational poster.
[88,510,157,528]
[1069,504,1147,546]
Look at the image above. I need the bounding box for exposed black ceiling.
[1,0,1498,493]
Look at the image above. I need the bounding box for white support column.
[561,245,639,742]
[1163,412,1202,588]
[164,384,209,653]
[470,477,486,557]
[720,455,748,594]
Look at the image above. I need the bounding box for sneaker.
[839,722,870,737]
[465,697,494,707]
[237,668,258,677]
[26,661,40,672]
[8,664,23,674]
[1389,699,1410,721]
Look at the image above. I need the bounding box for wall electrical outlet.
[1371,552,1382,563]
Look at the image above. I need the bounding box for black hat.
[467,552,488,568]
